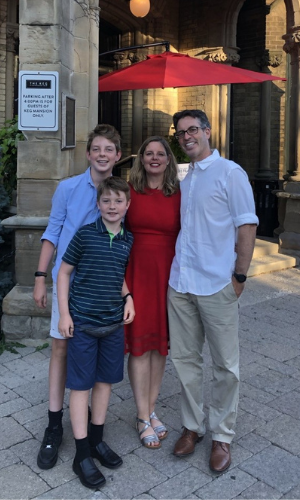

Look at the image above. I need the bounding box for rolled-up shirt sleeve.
[226,167,259,228]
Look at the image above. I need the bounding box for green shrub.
[165,135,190,163]
[0,117,25,199]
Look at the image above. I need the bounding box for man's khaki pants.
[168,283,239,444]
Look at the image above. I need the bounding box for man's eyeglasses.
[174,126,206,140]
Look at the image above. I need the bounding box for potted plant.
[0,116,25,203]
[166,134,190,181]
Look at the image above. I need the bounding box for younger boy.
[33,125,128,470]
[57,177,134,489]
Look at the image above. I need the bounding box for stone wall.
[2,0,100,340]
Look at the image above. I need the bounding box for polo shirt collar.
[96,217,129,241]
[193,149,220,171]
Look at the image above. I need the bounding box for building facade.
[1,0,300,338]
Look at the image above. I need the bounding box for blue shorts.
[66,320,125,390]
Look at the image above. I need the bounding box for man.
[168,109,258,473]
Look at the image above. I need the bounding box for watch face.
[234,272,247,283]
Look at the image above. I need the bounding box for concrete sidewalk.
[1,267,300,500]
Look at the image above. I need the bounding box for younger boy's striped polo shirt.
[62,217,133,327]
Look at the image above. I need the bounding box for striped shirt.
[62,217,133,326]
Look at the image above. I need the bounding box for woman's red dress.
[125,184,181,356]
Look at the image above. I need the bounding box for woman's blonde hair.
[129,136,179,196]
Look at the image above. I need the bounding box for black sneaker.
[37,426,63,470]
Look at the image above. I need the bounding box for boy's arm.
[33,240,55,308]
[57,261,75,338]
[122,279,135,324]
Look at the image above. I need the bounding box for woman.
[125,136,180,449]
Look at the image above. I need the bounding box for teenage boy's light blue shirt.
[42,167,100,282]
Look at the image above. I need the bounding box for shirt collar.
[191,149,220,171]
[96,217,129,241]
[86,167,95,187]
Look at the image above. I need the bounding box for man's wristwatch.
[233,272,247,283]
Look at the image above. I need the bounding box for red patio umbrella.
[99,51,285,92]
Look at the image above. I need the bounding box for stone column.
[5,22,19,120]
[278,26,300,255]
[196,46,240,157]
[1,0,100,340]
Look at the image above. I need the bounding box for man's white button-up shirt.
[169,149,259,296]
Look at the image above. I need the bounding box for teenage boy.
[33,124,128,470]
[57,177,134,489]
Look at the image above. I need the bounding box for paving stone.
[157,371,181,400]
[239,382,276,404]
[0,382,18,404]
[0,464,49,499]
[239,362,268,381]
[149,465,211,499]
[39,458,77,488]
[108,391,122,405]
[12,377,49,404]
[113,382,134,400]
[0,350,22,363]
[237,432,271,454]
[11,437,54,474]
[251,339,300,362]
[104,409,120,425]
[246,369,300,396]
[102,454,167,499]
[0,416,32,450]
[133,495,156,500]
[134,430,190,478]
[235,411,266,440]
[109,397,138,425]
[34,478,109,499]
[12,400,49,424]
[0,396,32,417]
[238,396,281,421]
[15,345,37,356]
[3,357,50,382]
[240,445,300,493]
[256,356,300,377]
[256,414,300,455]
[2,268,300,500]
[0,448,20,470]
[267,389,300,420]
[102,418,143,455]
[238,480,282,499]
[0,370,27,389]
[286,355,300,370]
[194,468,256,499]
[21,350,49,364]
[282,484,300,499]
[161,393,181,411]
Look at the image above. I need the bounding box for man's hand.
[232,276,245,298]
[123,296,135,324]
[33,279,47,308]
[58,314,74,338]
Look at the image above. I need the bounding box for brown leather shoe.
[173,427,203,457]
[209,441,231,472]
